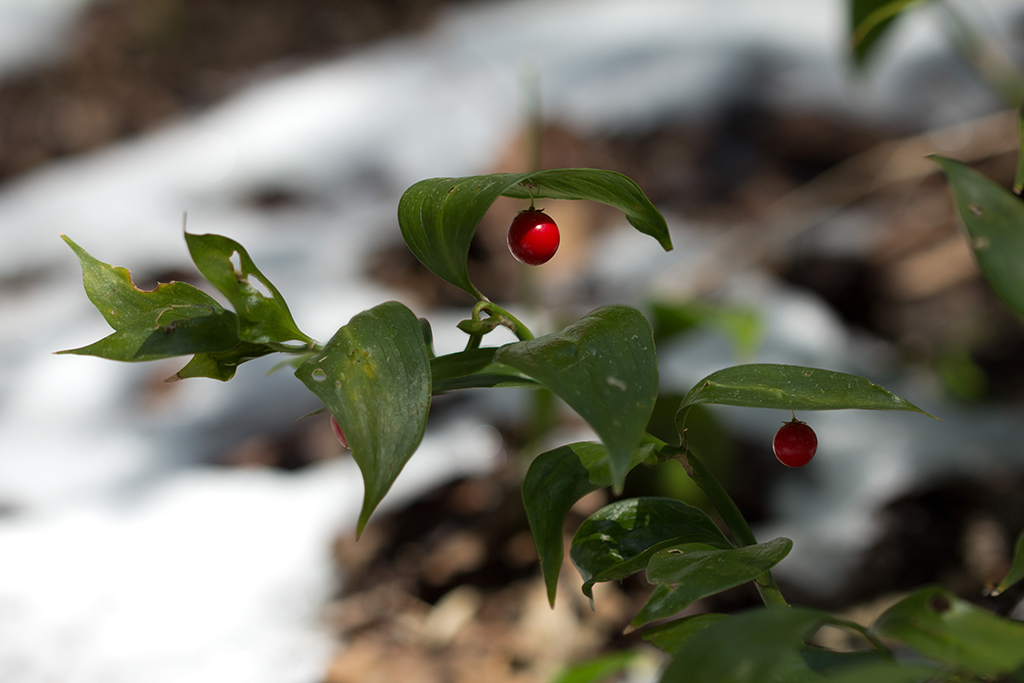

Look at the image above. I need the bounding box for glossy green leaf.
[58,235,241,361]
[677,364,935,440]
[496,305,659,492]
[429,348,537,393]
[872,586,1024,676]
[549,651,640,683]
[170,341,277,381]
[851,0,930,66]
[570,497,731,600]
[991,527,1024,596]
[522,441,652,606]
[295,302,431,535]
[633,537,793,627]
[397,169,671,298]
[641,613,730,653]
[933,155,1024,323]
[185,232,312,347]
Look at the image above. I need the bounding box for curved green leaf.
[641,613,731,653]
[549,651,640,683]
[397,169,670,297]
[851,0,931,66]
[58,235,240,361]
[171,341,276,381]
[933,155,1024,324]
[185,232,312,347]
[295,302,431,535]
[497,305,659,492]
[570,497,731,600]
[872,586,1024,676]
[522,441,652,606]
[991,527,1024,596]
[633,537,793,627]
[677,364,935,440]
[429,348,538,393]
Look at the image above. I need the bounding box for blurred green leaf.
[933,155,1024,324]
[397,169,670,298]
[991,527,1024,596]
[872,586,1024,676]
[185,232,312,347]
[851,0,931,65]
[642,613,731,653]
[549,651,640,683]
[570,497,731,600]
[634,537,793,627]
[677,364,935,441]
[58,235,241,361]
[650,300,763,358]
[522,441,652,606]
[496,305,659,492]
[295,302,431,535]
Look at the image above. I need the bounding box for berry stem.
[471,300,535,341]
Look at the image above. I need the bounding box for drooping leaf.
[522,441,652,606]
[633,537,793,627]
[570,497,731,600]
[932,155,1024,324]
[185,232,313,347]
[991,527,1024,596]
[872,586,1024,676]
[58,235,241,361]
[496,305,659,492]
[171,341,277,381]
[677,363,935,440]
[295,301,431,535]
[397,169,671,298]
[851,0,931,66]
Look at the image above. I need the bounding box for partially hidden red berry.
[330,415,349,449]
[508,209,559,265]
[773,418,817,467]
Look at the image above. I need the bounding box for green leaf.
[570,497,731,600]
[814,661,951,683]
[397,169,671,298]
[851,0,931,66]
[641,613,731,653]
[171,341,277,381]
[185,232,312,347]
[58,235,241,361]
[549,651,641,683]
[522,441,651,606]
[496,305,659,492]
[991,527,1024,596]
[633,537,793,628]
[429,348,538,393]
[872,586,1024,676]
[294,302,431,535]
[677,364,935,440]
[932,155,1024,323]
[650,300,763,358]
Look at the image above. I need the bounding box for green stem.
[472,301,535,341]
[667,444,789,607]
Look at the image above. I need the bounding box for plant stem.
[673,446,790,608]
[472,301,535,341]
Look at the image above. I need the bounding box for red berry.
[508,209,559,265]
[330,415,349,449]
[773,419,817,467]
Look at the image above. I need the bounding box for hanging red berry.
[330,415,349,449]
[507,209,559,265]
[773,418,817,467]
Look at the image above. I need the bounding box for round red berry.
[330,415,349,449]
[773,419,817,467]
[508,209,559,265]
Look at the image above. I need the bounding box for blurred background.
[1,0,1023,682]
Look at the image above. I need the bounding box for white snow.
[0,0,1022,680]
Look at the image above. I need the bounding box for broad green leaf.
[522,441,651,606]
[932,155,1024,323]
[496,305,659,492]
[549,651,640,683]
[657,606,827,683]
[58,235,240,361]
[633,537,793,627]
[677,364,935,440]
[429,348,537,393]
[991,527,1024,596]
[851,0,931,66]
[185,232,313,347]
[295,302,431,535]
[872,586,1024,676]
[171,341,276,381]
[570,497,731,600]
[641,613,730,653]
[816,661,951,683]
[397,169,671,298]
